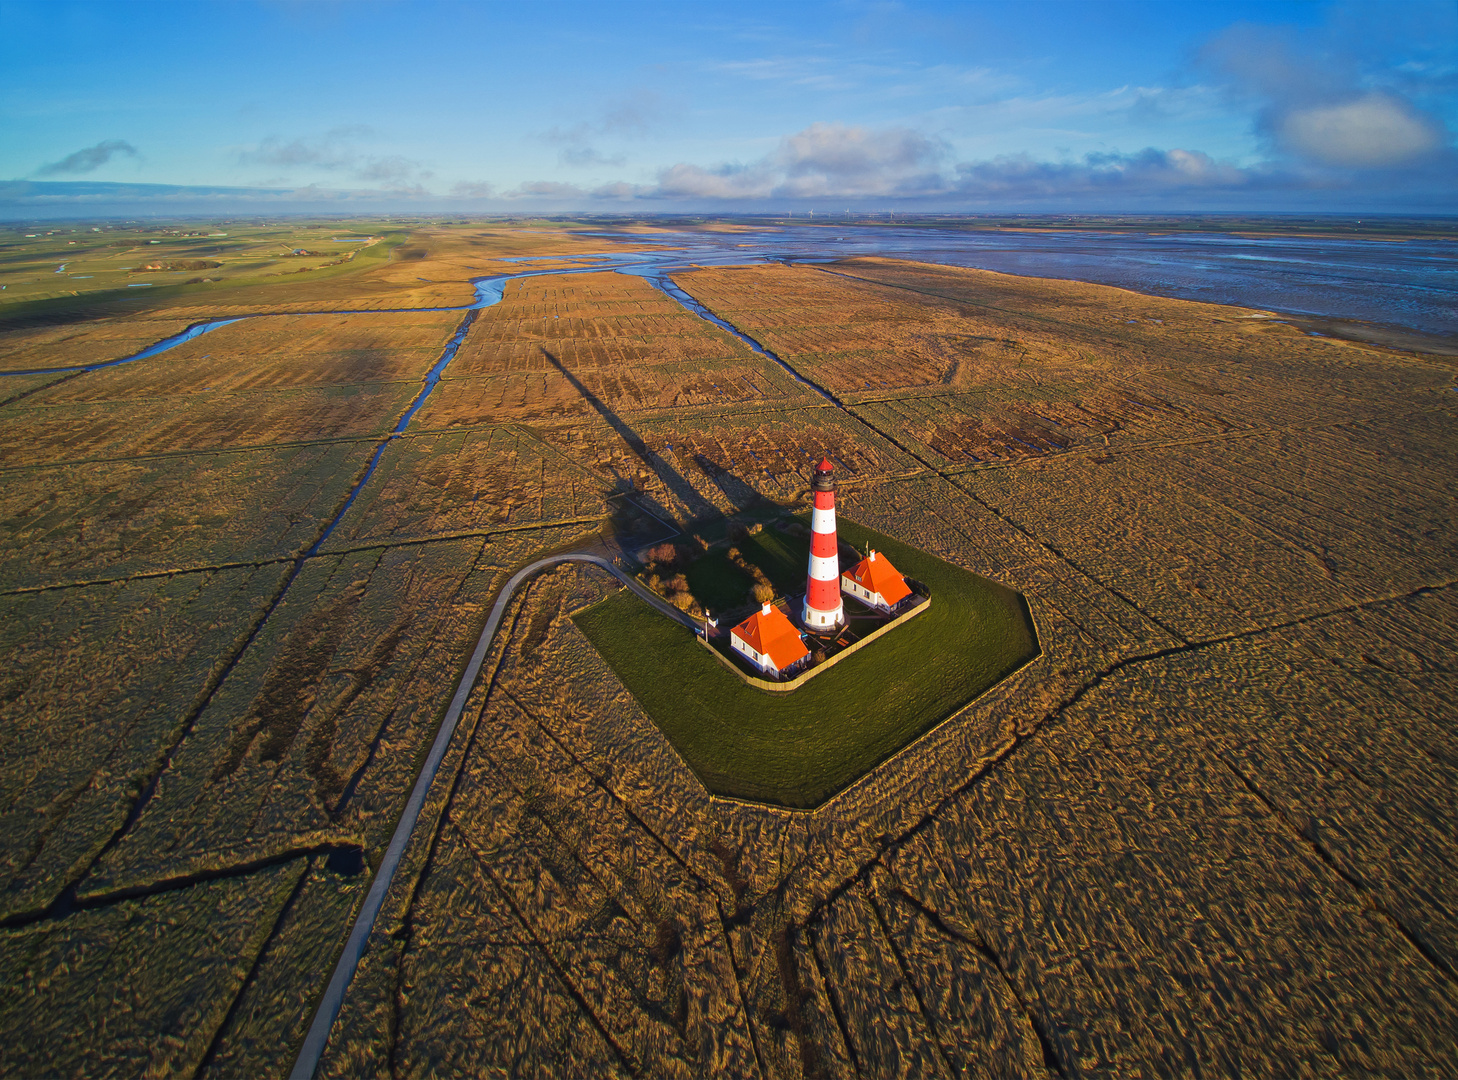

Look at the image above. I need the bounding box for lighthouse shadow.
[541,346,718,525]
[690,452,761,514]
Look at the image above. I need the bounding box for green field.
[576,518,1039,807]
[0,223,409,322]
[682,525,809,612]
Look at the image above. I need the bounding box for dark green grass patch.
[682,554,752,612]
[739,527,809,591]
[682,527,809,612]
[575,517,1038,808]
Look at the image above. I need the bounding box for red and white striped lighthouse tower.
[802,457,845,631]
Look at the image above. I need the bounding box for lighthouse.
[802,457,845,630]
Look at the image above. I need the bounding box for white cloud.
[1279,93,1443,167]
[506,180,590,199]
[541,91,663,169]
[951,148,1254,199]
[237,128,428,187]
[558,145,628,168]
[356,155,420,184]
[652,123,947,199]
[635,124,1270,203]
[1199,21,1453,171]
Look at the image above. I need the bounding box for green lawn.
[682,526,810,613]
[575,517,1038,808]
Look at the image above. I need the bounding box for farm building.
[841,549,913,611]
[730,602,811,677]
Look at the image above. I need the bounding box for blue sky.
[1,0,1454,215]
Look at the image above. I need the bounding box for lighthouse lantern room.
[802,457,845,630]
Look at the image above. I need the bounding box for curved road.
[290,552,699,1079]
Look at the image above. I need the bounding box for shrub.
[644,542,681,569]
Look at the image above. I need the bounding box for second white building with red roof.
[730,602,811,677]
[841,549,913,612]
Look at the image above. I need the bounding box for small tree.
[751,582,775,605]
[645,542,680,569]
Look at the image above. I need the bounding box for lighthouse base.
[801,599,844,631]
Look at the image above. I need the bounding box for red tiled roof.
[843,550,912,606]
[731,604,810,670]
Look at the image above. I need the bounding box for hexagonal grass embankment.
[574,518,1039,808]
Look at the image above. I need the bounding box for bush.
[644,542,681,569]
[727,546,774,601]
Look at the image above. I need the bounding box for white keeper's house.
[729,602,811,677]
[840,549,913,612]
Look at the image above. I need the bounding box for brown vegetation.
[1,233,1456,1078]
[416,271,806,427]
[0,311,465,466]
[0,317,197,372]
[320,259,1458,1078]
[320,425,613,549]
